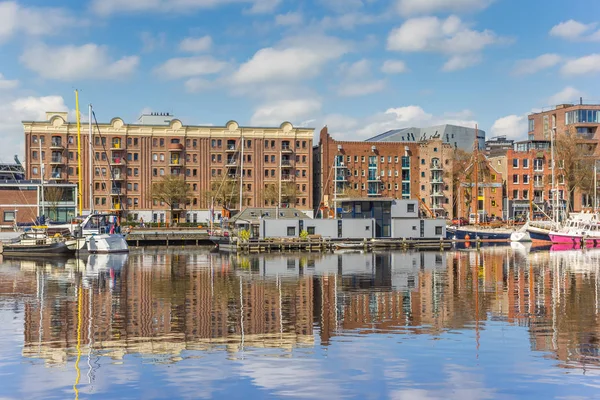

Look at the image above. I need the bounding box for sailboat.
[62,94,129,254]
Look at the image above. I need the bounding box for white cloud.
[355,105,477,138]
[179,35,212,53]
[387,15,507,70]
[338,80,386,97]
[20,43,139,81]
[512,53,562,75]
[184,77,213,93]
[246,0,281,14]
[0,95,68,161]
[490,114,528,140]
[0,73,18,90]
[549,19,598,40]
[318,0,365,13]
[275,11,303,26]
[442,54,481,71]
[395,0,493,16]
[0,1,80,43]
[561,54,600,76]
[548,86,585,105]
[381,60,409,74]
[250,98,322,126]
[91,0,280,16]
[232,34,350,84]
[319,12,382,30]
[155,56,227,79]
[340,59,371,79]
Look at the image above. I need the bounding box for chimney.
[580,97,583,105]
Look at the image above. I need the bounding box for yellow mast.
[75,90,83,216]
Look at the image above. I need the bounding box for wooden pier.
[234,237,454,253]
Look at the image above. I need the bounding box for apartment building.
[505,140,567,219]
[457,154,503,221]
[315,127,454,218]
[23,112,315,222]
[528,102,600,144]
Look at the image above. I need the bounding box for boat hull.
[526,227,551,242]
[210,236,237,252]
[88,234,129,254]
[0,241,71,255]
[451,228,512,241]
[510,231,532,242]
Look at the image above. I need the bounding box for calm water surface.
[1,245,600,399]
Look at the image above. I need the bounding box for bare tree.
[263,182,299,207]
[44,186,64,221]
[555,130,596,211]
[207,178,239,209]
[151,175,192,224]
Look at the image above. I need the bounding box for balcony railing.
[226,144,236,151]
[111,157,124,165]
[281,159,293,166]
[110,188,122,196]
[430,162,443,170]
[281,174,293,181]
[50,140,64,149]
[50,156,63,164]
[281,144,293,152]
[226,159,237,166]
[334,175,347,182]
[367,175,380,182]
[431,192,444,197]
[367,190,381,196]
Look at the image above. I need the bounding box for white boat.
[510,223,532,242]
[88,233,129,253]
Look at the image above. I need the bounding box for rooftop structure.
[366,124,485,151]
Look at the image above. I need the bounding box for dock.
[125,229,212,246]
[235,238,454,253]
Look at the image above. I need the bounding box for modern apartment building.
[23,112,315,223]
[528,102,600,145]
[366,124,485,151]
[315,127,454,218]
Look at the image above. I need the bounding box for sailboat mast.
[88,104,93,214]
[473,125,478,225]
[551,127,557,223]
[39,140,45,219]
[75,90,83,216]
[529,152,534,218]
[238,135,244,210]
[277,150,282,219]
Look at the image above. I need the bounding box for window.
[523,190,529,199]
[491,174,496,181]
[421,159,425,165]
[361,156,365,162]
[32,167,38,175]
[354,156,358,162]
[513,190,518,199]
[287,226,296,236]
[160,138,165,147]
[421,172,425,177]
[534,159,544,171]
[522,159,529,168]
[3,211,15,222]
[407,203,415,213]
[32,135,38,143]
[435,226,443,235]
[307,227,315,235]
[264,155,269,163]
[434,147,438,152]
[528,119,535,132]
[32,151,38,160]
[153,168,158,176]
[491,200,497,207]
[523,174,529,184]
[513,159,519,168]
[381,156,385,163]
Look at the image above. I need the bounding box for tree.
[207,178,240,209]
[44,186,64,221]
[152,175,192,224]
[451,149,472,216]
[263,182,299,207]
[555,130,597,212]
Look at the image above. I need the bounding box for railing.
[226,144,236,151]
[367,175,380,181]
[431,178,443,183]
[368,163,377,168]
[111,157,123,164]
[430,162,442,170]
[50,156,63,163]
[226,159,237,166]
[534,197,543,203]
[534,182,544,188]
[50,173,61,179]
[335,176,346,182]
[282,144,292,151]
[111,188,121,195]
[50,140,63,148]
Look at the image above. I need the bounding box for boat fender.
[465,234,470,241]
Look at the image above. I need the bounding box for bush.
[299,229,308,240]
[239,229,251,242]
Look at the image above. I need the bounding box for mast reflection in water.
[0,246,599,399]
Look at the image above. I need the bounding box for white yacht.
[57,213,129,253]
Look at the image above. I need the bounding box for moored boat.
[450,226,513,241]
[0,240,71,256]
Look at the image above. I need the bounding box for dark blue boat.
[446,226,512,241]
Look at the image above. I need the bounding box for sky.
[1,0,600,162]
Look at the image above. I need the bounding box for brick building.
[457,154,503,221]
[528,103,600,211]
[505,140,567,219]
[315,127,454,218]
[0,181,77,227]
[23,112,315,223]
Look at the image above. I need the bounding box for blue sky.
[1,0,600,161]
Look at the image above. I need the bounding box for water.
[1,245,600,399]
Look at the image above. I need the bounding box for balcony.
[111,142,122,150]
[367,175,381,182]
[431,192,444,197]
[431,178,443,183]
[110,203,121,211]
[50,140,64,151]
[367,190,381,196]
[49,173,62,181]
[430,162,443,170]
[334,175,347,182]
[49,156,64,165]
[281,159,293,167]
[281,144,293,153]
[225,159,238,167]
[534,182,545,188]
[368,163,377,168]
[281,174,294,181]
[168,143,184,152]
[534,197,544,203]
[225,144,237,152]
[110,188,122,196]
[112,174,124,181]
[110,157,125,166]
[169,159,182,166]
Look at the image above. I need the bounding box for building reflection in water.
[1,245,599,374]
